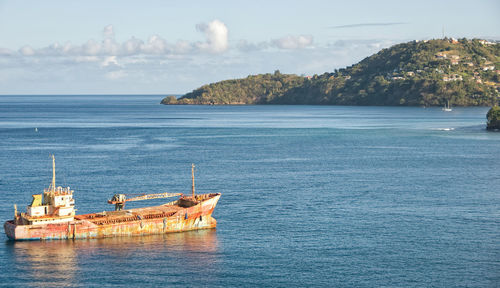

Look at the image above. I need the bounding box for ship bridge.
[19,155,76,225]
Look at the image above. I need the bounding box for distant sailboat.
[442,100,452,112]
[35,128,38,132]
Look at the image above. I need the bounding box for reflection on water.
[7,240,77,287]
[81,229,218,253]
[6,230,218,287]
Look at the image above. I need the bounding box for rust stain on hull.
[4,193,220,241]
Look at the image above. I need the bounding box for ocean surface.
[0,95,498,287]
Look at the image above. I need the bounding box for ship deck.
[75,204,183,225]
[74,194,218,226]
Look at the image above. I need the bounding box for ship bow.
[4,221,17,240]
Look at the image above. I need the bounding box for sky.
[0,0,499,95]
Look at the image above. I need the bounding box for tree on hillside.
[160,96,178,104]
[487,106,500,130]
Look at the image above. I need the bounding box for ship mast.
[51,154,56,192]
[191,163,195,199]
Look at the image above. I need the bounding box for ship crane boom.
[108,192,183,211]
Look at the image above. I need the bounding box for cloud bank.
[272,35,313,49]
[329,22,408,29]
[2,20,314,59]
[0,19,393,94]
[3,20,228,59]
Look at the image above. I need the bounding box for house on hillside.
[443,74,463,82]
[435,53,447,59]
[479,40,496,45]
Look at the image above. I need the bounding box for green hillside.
[162,38,500,106]
[487,106,500,130]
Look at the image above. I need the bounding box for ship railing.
[44,186,73,194]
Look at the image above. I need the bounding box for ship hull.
[4,193,220,241]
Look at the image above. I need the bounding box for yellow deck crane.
[108,192,183,211]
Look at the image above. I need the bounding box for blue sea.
[0,95,499,287]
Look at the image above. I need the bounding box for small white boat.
[442,100,452,112]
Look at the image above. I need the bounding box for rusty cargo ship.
[4,156,220,241]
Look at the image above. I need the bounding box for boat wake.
[434,128,455,131]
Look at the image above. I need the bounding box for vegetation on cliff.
[487,106,500,130]
[162,72,305,105]
[163,38,499,106]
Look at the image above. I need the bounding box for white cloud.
[19,45,35,56]
[141,35,168,54]
[0,47,14,56]
[195,19,228,53]
[62,42,76,54]
[83,39,101,55]
[236,35,314,52]
[271,35,313,49]
[122,37,143,55]
[102,38,119,55]
[102,25,120,55]
[101,56,119,67]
